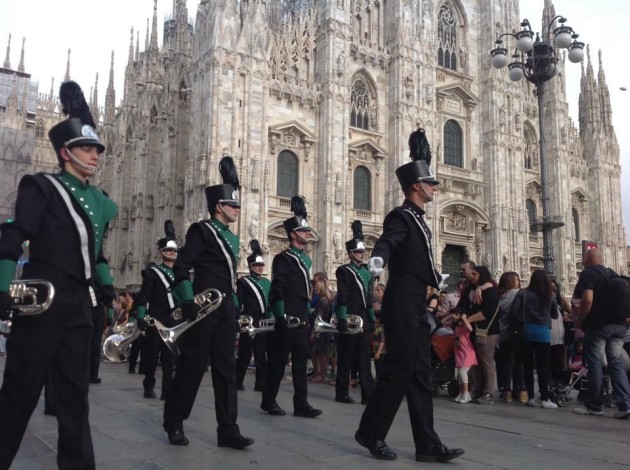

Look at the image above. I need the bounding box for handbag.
[511,290,528,341]
[475,304,500,345]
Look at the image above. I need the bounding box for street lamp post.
[490,17,585,277]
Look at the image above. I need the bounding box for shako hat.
[283,196,311,235]
[48,81,105,158]
[157,220,178,251]
[395,128,439,188]
[345,220,366,252]
[205,155,241,211]
[247,239,265,266]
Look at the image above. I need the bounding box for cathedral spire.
[136,30,140,61]
[105,51,116,125]
[64,48,71,81]
[128,27,135,66]
[49,76,54,100]
[17,37,25,73]
[150,0,159,52]
[91,72,99,114]
[20,74,29,116]
[3,33,11,69]
[145,18,150,52]
[597,50,614,135]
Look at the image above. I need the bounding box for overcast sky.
[1,0,628,242]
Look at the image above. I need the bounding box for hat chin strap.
[419,182,434,201]
[67,149,97,172]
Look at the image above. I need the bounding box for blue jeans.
[584,324,630,412]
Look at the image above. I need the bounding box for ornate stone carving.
[250,156,260,192]
[121,206,129,230]
[176,179,184,208]
[334,172,342,205]
[248,216,259,242]
[333,229,343,260]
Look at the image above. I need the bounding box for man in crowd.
[356,128,464,463]
[164,155,254,449]
[0,81,117,468]
[261,196,322,419]
[573,248,630,418]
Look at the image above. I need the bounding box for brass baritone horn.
[238,315,305,337]
[0,280,57,334]
[102,323,142,362]
[8,279,55,316]
[314,314,363,335]
[152,288,224,356]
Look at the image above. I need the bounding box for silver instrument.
[103,288,224,360]
[0,280,57,335]
[314,314,363,335]
[238,315,305,337]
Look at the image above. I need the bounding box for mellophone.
[103,288,224,362]
[237,314,363,337]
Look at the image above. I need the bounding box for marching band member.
[163,156,254,449]
[235,240,271,392]
[334,220,375,405]
[0,81,117,469]
[355,129,464,463]
[261,196,322,418]
[134,220,180,400]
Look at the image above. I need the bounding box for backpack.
[601,274,630,325]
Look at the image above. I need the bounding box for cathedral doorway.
[441,244,467,292]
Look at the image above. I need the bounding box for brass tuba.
[238,315,305,337]
[0,280,57,334]
[314,314,363,335]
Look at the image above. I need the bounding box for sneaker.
[541,399,558,409]
[458,393,472,404]
[613,409,630,419]
[475,393,494,405]
[573,406,604,416]
[501,391,513,404]
[518,391,529,403]
[526,398,537,407]
[453,394,462,403]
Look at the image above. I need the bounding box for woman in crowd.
[510,269,559,409]
[310,280,334,382]
[497,272,527,403]
[465,265,500,405]
[550,279,572,386]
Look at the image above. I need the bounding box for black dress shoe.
[90,377,102,384]
[415,444,465,463]
[164,424,189,446]
[261,401,286,416]
[293,405,323,418]
[335,396,355,404]
[354,430,397,460]
[144,389,157,399]
[218,433,255,449]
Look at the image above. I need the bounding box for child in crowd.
[569,338,585,372]
[372,315,386,381]
[451,307,477,403]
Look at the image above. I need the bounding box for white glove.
[368,257,384,277]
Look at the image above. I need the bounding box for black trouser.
[142,326,175,397]
[128,334,144,372]
[359,319,441,451]
[499,337,525,393]
[0,287,94,470]
[336,330,374,402]
[520,341,551,401]
[235,332,268,391]
[164,303,240,440]
[89,305,105,380]
[262,325,309,409]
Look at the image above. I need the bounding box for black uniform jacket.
[237,276,270,326]
[269,250,311,322]
[372,201,440,322]
[136,264,178,326]
[335,263,374,321]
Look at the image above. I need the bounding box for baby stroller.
[550,367,614,408]
[430,333,459,398]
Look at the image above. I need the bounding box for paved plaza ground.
[2,358,629,469]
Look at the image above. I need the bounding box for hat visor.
[67,138,106,154]
[219,200,241,208]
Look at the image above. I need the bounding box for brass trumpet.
[8,279,56,316]
[314,314,363,335]
[238,315,305,337]
[103,288,225,360]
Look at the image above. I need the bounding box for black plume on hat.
[346,220,366,252]
[219,156,240,190]
[408,128,432,166]
[247,239,265,266]
[157,219,178,249]
[59,81,97,128]
[290,196,307,219]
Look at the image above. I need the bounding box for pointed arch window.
[437,5,458,71]
[277,150,298,198]
[35,121,45,139]
[526,199,537,232]
[354,166,372,211]
[444,120,463,167]
[350,79,370,130]
[572,208,580,242]
[524,127,538,170]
